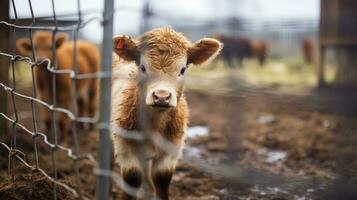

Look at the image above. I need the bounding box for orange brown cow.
[302,37,314,63]
[16,31,100,140]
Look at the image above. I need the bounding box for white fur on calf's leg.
[113,139,143,200]
[152,143,183,200]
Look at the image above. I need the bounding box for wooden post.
[334,0,357,85]
[0,0,10,134]
[320,0,357,86]
[317,45,326,87]
[319,0,339,87]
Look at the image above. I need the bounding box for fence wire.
[0,0,329,200]
[0,0,107,199]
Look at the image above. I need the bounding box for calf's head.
[113,28,222,111]
[16,31,68,61]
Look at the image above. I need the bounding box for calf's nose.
[153,90,171,106]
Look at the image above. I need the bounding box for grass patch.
[8,61,33,89]
[188,58,336,88]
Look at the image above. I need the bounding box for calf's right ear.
[113,35,140,63]
[16,38,32,57]
[55,32,69,49]
[188,38,223,65]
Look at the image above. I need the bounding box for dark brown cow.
[302,37,314,63]
[214,34,268,67]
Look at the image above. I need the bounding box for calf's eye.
[179,67,186,76]
[140,64,146,73]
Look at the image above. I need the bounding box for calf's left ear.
[113,35,140,63]
[187,38,223,65]
[16,38,32,56]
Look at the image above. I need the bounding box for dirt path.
[1,83,357,199]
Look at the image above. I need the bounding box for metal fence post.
[96,0,114,199]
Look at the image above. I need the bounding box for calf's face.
[139,54,186,108]
[16,31,68,61]
[113,28,222,111]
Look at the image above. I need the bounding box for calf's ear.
[113,35,140,63]
[16,38,32,56]
[188,38,223,65]
[55,32,69,49]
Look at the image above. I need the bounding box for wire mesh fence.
[0,0,112,199]
[0,0,349,200]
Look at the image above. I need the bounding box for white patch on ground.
[257,114,276,125]
[184,145,203,158]
[186,126,210,139]
[258,148,287,163]
[322,120,331,128]
[250,185,315,200]
[266,151,287,163]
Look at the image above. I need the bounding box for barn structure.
[319,0,357,86]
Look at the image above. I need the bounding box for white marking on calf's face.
[139,55,187,109]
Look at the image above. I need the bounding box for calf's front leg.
[152,147,182,200]
[113,141,143,200]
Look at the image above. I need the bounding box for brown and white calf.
[16,31,100,140]
[111,28,222,199]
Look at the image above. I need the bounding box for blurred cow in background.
[16,31,100,141]
[302,37,314,63]
[251,40,268,66]
[214,34,268,67]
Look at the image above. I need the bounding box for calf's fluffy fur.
[16,31,100,140]
[111,27,222,199]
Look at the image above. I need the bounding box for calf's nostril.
[153,92,159,100]
[165,93,171,100]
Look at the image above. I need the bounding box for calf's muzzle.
[152,90,172,107]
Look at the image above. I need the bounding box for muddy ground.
[1,79,357,200]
